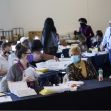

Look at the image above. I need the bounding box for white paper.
[0,96,12,103]
[82,52,97,57]
[8,81,37,97]
[8,81,28,91]
[36,59,71,71]
[0,92,5,96]
[82,51,108,57]
[12,88,37,97]
[23,67,39,79]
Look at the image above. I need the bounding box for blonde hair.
[60,39,67,46]
[69,45,81,56]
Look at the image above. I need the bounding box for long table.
[1,79,111,110]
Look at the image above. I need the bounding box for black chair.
[0,41,3,45]
[62,48,70,58]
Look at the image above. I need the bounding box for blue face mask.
[27,54,33,62]
[71,55,81,64]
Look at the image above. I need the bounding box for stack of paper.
[0,92,5,97]
[0,96,12,103]
[8,81,37,97]
[82,52,97,57]
[46,59,71,70]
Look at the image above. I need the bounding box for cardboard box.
[28,31,42,40]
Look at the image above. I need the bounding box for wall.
[1,0,111,35]
[0,0,12,30]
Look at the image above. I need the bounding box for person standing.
[41,18,59,55]
[100,21,111,64]
[78,18,94,48]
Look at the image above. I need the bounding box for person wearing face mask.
[64,46,97,81]
[0,44,39,92]
[30,40,59,67]
[78,18,94,48]
[0,42,11,77]
[6,44,35,82]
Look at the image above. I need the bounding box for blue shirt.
[101,27,111,49]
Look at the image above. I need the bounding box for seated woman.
[91,30,103,47]
[65,46,97,81]
[6,44,37,82]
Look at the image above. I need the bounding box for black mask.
[4,51,10,56]
[80,23,86,27]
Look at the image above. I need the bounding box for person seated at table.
[20,36,31,49]
[91,30,103,48]
[58,39,70,52]
[6,44,37,82]
[64,46,97,81]
[0,42,11,77]
[30,40,59,67]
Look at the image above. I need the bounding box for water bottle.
[98,68,103,81]
[61,53,64,58]
[63,74,69,83]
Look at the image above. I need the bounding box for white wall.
[10,0,88,35]
[0,0,12,30]
[0,0,111,35]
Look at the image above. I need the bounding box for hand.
[23,75,35,82]
[100,44,104,51]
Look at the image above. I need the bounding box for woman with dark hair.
[30,40,59,67]
[78,18,94,48]
[7,44,35,82]
[41,18,59,55]
[91,30,103,47]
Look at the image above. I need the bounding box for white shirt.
[0,55,8,75]
[8,52,18,69]
[101,27,111,49]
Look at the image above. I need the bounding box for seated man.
[0,42,11,77]
[64,46,97,81]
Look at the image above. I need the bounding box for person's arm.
[0,69,7,76]
[6,65,16,82]
[66,64,75,81]
[0,63,7,76]
[100,31,108,51]
[89,26,94,38]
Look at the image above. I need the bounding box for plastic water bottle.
[63,74,69,83]
[98,68,103,81]
[61,53,64,58]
